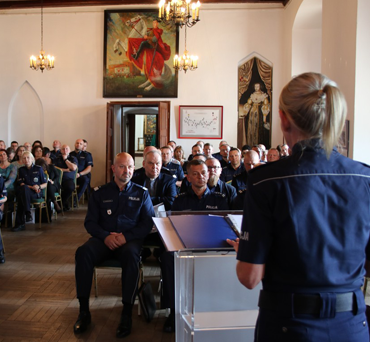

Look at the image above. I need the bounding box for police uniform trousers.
[15,185,40,225]
[160,250,175,309]
[254,288,369,342]
[61,179,75,207]
[75,237,142,304]
[76,175,90,201]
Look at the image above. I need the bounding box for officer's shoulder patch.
[132,183,147,191]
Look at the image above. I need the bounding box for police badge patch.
[107,209,112,215]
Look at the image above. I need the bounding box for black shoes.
[116,315,132,338]
[12,224,25,232]
[163,312,175,333]
[73,311,91,334]
[0,249,5,263]
[25,212,33,222]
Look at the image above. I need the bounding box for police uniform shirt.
[70,150,93,173]
[163,161,185,181]
[231,170,248,192]
[220,163,245,183]
[212,152,223,162]
[54,155,78,180]
[237,139,370,294]
[84,180,154,242]
[50,149,61,162]
[209,179,237,209]
[172,186,229,211]
[17,164,47,193]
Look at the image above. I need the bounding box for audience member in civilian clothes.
[32,145,43,161]
[53,145,78,211]
[10,141,18,151]
[12,145,26,170]
[6,148,15,162]
[0,149,17,201]
[173,145,185,166]
[35,158,62,214]
[0,175,7,263]
[12,151,47,232]
[0,140,5,150]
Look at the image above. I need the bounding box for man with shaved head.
[74,152,154,338]
[71,139,94,201]
[54,144,78,210]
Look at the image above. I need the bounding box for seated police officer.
[12,151,47,232]
[205,157,237,208]
[74,152,154,338]
[132,150,177,211]
[53,145,78,210]
[161,159,230,332]
[220,147,245,183]
[70,139,93,202]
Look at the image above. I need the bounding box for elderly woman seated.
[12,151,47,232]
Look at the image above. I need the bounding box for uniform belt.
[258,290,354,315]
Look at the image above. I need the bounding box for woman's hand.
[227,238,240,252]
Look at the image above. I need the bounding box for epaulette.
[213,191,226,197]
[175,192,187,198]
[132,183,148,191]
[94,186,100,191]
[172,175,177,179]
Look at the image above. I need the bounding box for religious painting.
[238,55,273,149]
[103,10,179,98]
[144,115,157,134]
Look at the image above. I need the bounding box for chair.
[53,167,64,218]
[71,170,79,211]
[31,176,50,228]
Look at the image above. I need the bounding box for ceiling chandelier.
[29,1,54,72]
[158,0,200,28]
[173,25,198,73]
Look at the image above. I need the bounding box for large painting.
[238,55,273,149]
[103,10,179,98]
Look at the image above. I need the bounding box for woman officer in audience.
[228,72,370,341]
[12,151,47,232]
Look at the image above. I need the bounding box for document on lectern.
[168,215,240,249]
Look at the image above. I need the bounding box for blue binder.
[168,215,239,249]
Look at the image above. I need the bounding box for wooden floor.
[0,204,175,342]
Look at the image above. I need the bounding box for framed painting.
[144,115,157,135]
[103,9,179,98]
[238,54,273,149]
[178,106,223,139]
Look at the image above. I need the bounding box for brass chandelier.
[173,25,198,73]
[29,1,55,72]
[158,0,200,28]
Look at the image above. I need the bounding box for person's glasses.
[208,166,221,170]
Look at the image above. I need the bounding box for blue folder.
[168,215,239,249]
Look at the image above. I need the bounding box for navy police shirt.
[54,155,78,180]
[172,187,229,211]
[85,180,154,243]
[17,164,47,188]
[70,150,93,174]
[237,139,370,294]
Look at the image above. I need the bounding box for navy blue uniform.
[220,163,245,183]
[15,164,47,226]
[231,170,248,193]
[54,155,78,208]
[70,150,93,200]
[131,172,177,211]
[212,152,223,162]
[238,139,370,341]
[163,161,184,181]
[0,175,7,251]
[134,166,172,177]
[50,149,61,162]
[209,179,237,209]
[75,180,154,305]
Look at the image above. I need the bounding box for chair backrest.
[54,166,63,191]
[42,172,49,201]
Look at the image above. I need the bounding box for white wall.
[353,0,370,163]
[0,4,289,186]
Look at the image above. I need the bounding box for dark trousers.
[160,250,175,309]
[61,179,75,207]
[77,175,90,201]
[0,210,3,250]
[15,185,39,225]
[75,237,142,304]
[47,183,58,203]
[255,289,368,342]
